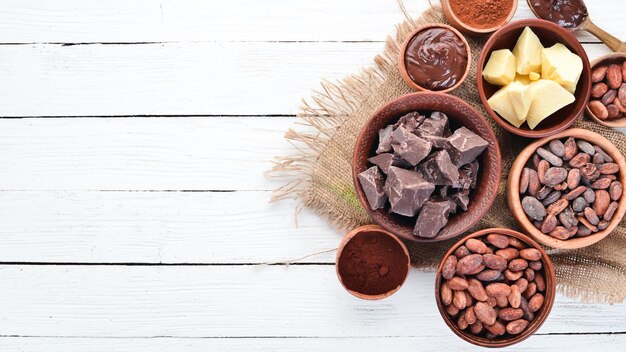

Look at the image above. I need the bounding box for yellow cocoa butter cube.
[507,81,533,121]
[487,85,525,128]
[482,49,516,86]
[526,79,575,129]
[542,43,583,94]
[529,72,540,80]
[512,27,543,75]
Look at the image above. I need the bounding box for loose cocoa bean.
[619,83,626,106]
[607,64,623,89]
[453,290,467,309]
[554,181,568,191]
[592,177,612,190]
[536,148,562,167]
[441,282,452,305]
[454,245,470,259]
[593,190,611,216]
[524,267,535,281]
[600,163,620,175]
[457,314,468,330]
[456,254,483,275]
[589,100,609,120]
[519,296,534,321]
[522,196,547,221]
[496,248,519,261]
[543,167,568,187]
[559,207,579,229]
[476,269,503,282]
[442,255,457,280]
[564,185,587,200]
[508,238,526,250]
[541,192,562,207]
[468,278,488,302]
[519,248,542,261]
[591,65,607,83]
[569,153,591,168]
[465,306,477,325]
[465,238,489,254]
[549,139,565,157]
[603,201,619,221]
[540,214,557,233]
[448,277,469,290]
[591,82,609,98]
[446,304,459,316]
[567,168,581,189]
[584,207,600,225]
[483,253,508,270]
[499,307,524,321]
[465,264,486,275]
[572,197,588,212]
[563,137,578,161]
[529,261,542,271]
[534,273,546,292]
[474,302,497,326]
[546,198,568,215]
[602,89,617,105]
[508,285,522,309]
[594,146,613,162]
[464,291,474,306]
[506,319,529,335]
[515,278,529,293]
[528,293,545,313]
[470,321,483,335]
[577,224,593,237]
[578,215,598,232]
[508,258,528,272]
[576,140,595,155]
[485,321,506,336]
[549,226,570,240]
[486,283,512,297]
[532,154,541,169]
[607,104,621,119]
[486,234,509,249]
[583,188,596,203]
[537,185,553,200]
[580,163,599,182]
[523,282,537,300]
[593,152,605,164]
[520,168,530,194]
[504,269,523,281]
[537,159,549,184]
[598,220,609,231]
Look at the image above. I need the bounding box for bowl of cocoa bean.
[441,0,517,36]
[336,225,410,300]
[508,128,626,249]
[435,228,555,348]
[352,92,501,242]
[586,53,626,128]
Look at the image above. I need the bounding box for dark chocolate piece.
[414,200,451,238]
[394,112,423,131]
[450,189,470,211]
[448,127,489,166]
[367,153,410,174]
[418,150,459,186]
[358,166,387,210]
[385,166,435,217]
[390,127,432,166]
[418,134,451,150]
[419,111,450,137]
[376,125,394,154]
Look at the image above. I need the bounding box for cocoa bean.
[536,148,562,167]
[483,253,508,270]
[549,226,570,240]
[523,282,537,300]
[474,302,497,326]
[564,185,587,200]
[515,278,529,293]
[454,245,470,259]
[607,64,623,89]
[591,82,609,98]
[598,220,609,231]
[607,104,621,119]
[446,304,459,316]
[486,283,511,297]
[580,163,599,182]
[540,214,557,233]
[457,314,468,330]
[532,153,541,169]
[563,137,578,161]
[522,196,547,221]
[543,167,567,187]
[537,185,553,200]
[602,89,617,105]
[464,291,474,306]
[499,307,524,321]
[594,146,613,162]
[496,248,519,261]
[593,190,611,216]
[468,278,488,302]
[456,254,483,275]
[465,264,486,275]
[592,177,612,189]
[504,269,524,281]
[554,181,568,191]
[476,269,503,282]
[546,198,568,215]
[508,238,526,250]
[603,201,619,221]
[519,248,542,261]
[569,153,591,168]
[485,321,506,336]
[528,169,540,197]
[470,321,483,335]
[593,152,605,164]
[453,290,467,309]
[529,261,542,271]
[567,168,581,189]
[599,163,620,175]
[506,319,529,335]
[508,285,522,309]
[589,100,609,119]
[442,255,457,280]
[537,159,549,184]
[616,97,626,114]
[549,139,565,157]
[576,140,596,155]
[583,188,596,203]
[524,267,535,281]
[609,181,622,200]
[541,191,561,207]
[465,306,477,325]
[578,215,598,232]
[465,238,489,254]
[486,234,509,249]
[508,258,528,272]
[520,168,530,194]
[577,224,593,237]
[448,277,469,290]
[441,282,452,305]
[519,296,535,321]
[592,65,608,83]
[584,207,600,225]
[534,273,546,292]
[559,206,579,229]
[619,83,626,106]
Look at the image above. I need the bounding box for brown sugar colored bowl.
[441,0,517,36]
[435,228,556,348]
[398,23,471,93]
[352,92,501,242]
[477,19,592,138]
[508,128,626,249]
[336,225,410,300]
[585,53,626,128]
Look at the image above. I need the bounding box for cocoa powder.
[449,0,514,29]
[337,231,408,295]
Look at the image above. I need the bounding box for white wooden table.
[0,0,624,350]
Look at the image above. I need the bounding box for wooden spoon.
[527,0,626,53]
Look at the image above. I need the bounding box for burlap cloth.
[272,6,625,304]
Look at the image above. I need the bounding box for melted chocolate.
[404,28,467,91]
[530,0,588,29]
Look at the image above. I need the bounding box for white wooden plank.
[0,42,610,116]
[0,266,623,337]
[0,0,621,43]
[0,335,624,352]
[0,191,339,264]
[0,117,296,191]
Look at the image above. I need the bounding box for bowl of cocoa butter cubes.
[508,128,626,249]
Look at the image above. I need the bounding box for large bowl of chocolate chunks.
[353,93,501,242]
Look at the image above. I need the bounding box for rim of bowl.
[434,228,556,348]
[335,225,411,300]
[585,52,626,128]
[352,92,501,243]
[507,128,626,249]
[477,19,592,138]
[441,0,518,35]
[398,23,471,93]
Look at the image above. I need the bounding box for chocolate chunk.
[414,200,451,238]
[450,189,470,211]
[367,153,410,174]
[376,125,394,154]
[385,167,435,217]
[394,112,423,131]
[418,150,460,186]
[358,166,387,210]
[419,134,451,150]
[448,127,489,166]
[419,111,450,137]
[390,127,432,166]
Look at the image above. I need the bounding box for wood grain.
[0,266,623,337]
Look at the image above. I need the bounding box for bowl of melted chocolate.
[399,24,471,93]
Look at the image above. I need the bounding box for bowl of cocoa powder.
[336,225,410,300]
[442,0,517,36]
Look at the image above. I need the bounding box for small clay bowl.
[477,19,592,138]
[352,92,501,242]
[585,53,626,128]
[398,23,471,93]
[435,228,556,348]
[336,225,410,300]
[508,128,626,249]
[441,0,517,36]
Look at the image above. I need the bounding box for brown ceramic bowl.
[398,23,471,93]
[336,225,410,300]
[441,0,517,36]
[585,53,626,128]
[352,92,501,242]
[477,19,592,138]
[508,128,626,249]
[435,228,556,348]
